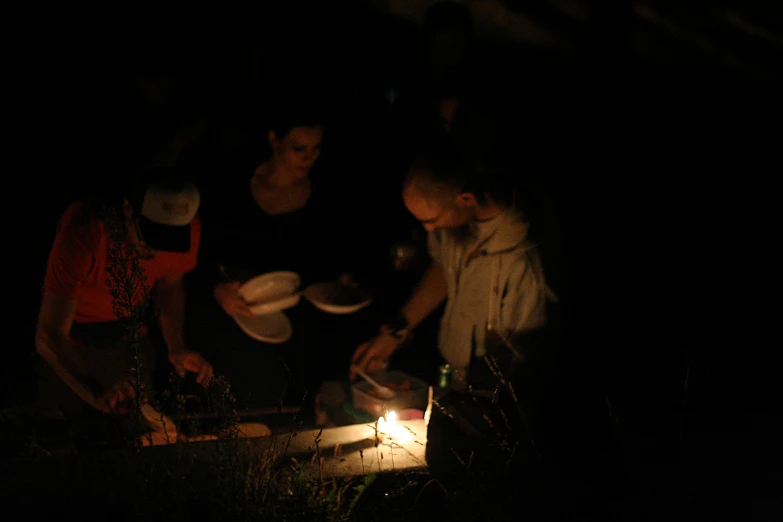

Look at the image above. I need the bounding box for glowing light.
[377,410,412,444]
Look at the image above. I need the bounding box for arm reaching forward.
[350,261,447,380]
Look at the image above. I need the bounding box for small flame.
[376,410,411,443]
[377,410,396,431]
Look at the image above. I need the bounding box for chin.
[450,217,472,228]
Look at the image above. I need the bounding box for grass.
[0,377,564,522]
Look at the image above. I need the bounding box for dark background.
[5,1,782,515]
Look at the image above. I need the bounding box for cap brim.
[138,215,191,253]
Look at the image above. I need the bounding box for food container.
[351,370,429,417]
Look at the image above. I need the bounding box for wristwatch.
[382,312,411,342]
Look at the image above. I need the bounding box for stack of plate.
[233,271,300,344]
[232,272,374,344]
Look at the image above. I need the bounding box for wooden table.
[282,418,429,478]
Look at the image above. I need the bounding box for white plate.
[233,312,293,344]
[238,271,301,315]
[304,282,372,315]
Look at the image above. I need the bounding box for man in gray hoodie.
[350,143,556,389]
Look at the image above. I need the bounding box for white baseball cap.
[136,173,200,253]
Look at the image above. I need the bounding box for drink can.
[451,366,468,391]
[438,364,452,389]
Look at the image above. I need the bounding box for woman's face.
[270,125,324,180]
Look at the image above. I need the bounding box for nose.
[423,223,437,232]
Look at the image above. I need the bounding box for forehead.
[284,125,323,143]
[403,184,449,221]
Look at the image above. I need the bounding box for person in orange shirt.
[34,166,213,418]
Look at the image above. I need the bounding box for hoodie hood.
[469,207,532,256]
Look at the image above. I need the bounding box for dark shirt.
[195,144,361,290]
[181,142,381,406]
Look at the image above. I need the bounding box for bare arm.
[153,274,188,355]
[350,262,448,379]
[399,261,448,329]
[34,290,102,408]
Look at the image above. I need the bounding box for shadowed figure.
[182,93,379,415]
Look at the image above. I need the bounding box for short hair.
[406,140,466,194]
[405,137,511,206]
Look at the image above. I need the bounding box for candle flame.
[376,410,411,443]
[377,410,395,431]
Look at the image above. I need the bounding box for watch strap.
[382,312,410,341]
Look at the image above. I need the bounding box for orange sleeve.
[43,203,98,300]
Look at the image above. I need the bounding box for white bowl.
[238,271,301,315]
[304,282,372,315]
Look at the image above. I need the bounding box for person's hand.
[169,350,214,385]
[96,377,138,414]
[214,281,253,317]
[350,334,400,382]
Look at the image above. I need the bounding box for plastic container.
[351,370,429,417]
